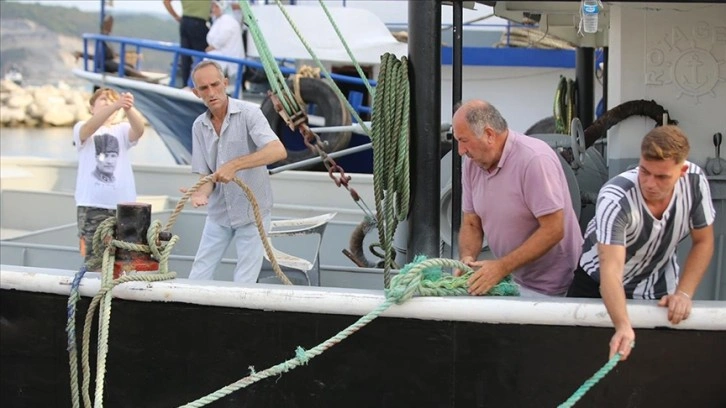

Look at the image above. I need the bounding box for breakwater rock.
[0,79,92,128]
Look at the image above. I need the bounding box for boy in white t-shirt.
[72,88,146,267]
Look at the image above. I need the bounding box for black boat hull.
[2,286,725,408]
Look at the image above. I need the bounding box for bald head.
[454,100,508,138]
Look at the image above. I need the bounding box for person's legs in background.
[181,16,209,88]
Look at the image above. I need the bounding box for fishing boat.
[2,1,726,407]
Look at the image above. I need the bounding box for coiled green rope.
[370,53,410,288]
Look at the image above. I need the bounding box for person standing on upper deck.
[205,0,244,85]
[183,60,286,283]
[163,0,211,88]
[566,125,715,361]
[452,100,583,297]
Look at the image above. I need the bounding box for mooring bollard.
[114,202,159,278]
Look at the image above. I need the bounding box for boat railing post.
[576,47,595,129]
[451,0,464,259]
[96,39,105,73]
[507,20,512,48]
[170,53,180,88]
[82,38,89,71]
[135,44,142,70]
[118,41,127,77]
[407,0,442,262]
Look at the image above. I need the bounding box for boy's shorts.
[77,206,116,263]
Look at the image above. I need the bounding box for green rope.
[554,76,567,134]
[558,353,622,407]
[316,0,376,98]
[180,256,518,407]
[239,0,300,115]
[371,53,410,288]
[273,0,369,133]
[554,75,576,135]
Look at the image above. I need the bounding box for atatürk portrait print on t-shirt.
[92,134,119,183]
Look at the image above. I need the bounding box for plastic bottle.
[582,0,599,34]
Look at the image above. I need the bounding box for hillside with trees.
[0,0,179,86]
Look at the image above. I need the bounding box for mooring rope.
[179,256,518,407]
[166,174,291,285]
[177,252,619,407]
[66,265,88,408]
[558,353,622,407]
[67,217,178,408]
[70,243,619,408]
[68,173,293,406]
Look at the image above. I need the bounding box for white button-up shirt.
[191,98,279,228]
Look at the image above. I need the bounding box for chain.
[268,88,376,222]
[298,123,376,220]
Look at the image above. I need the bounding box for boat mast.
[407,1,442,261]
[576,47,595,128]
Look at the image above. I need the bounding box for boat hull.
[2,270,725,407]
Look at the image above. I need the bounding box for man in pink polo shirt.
[453,100,583,297]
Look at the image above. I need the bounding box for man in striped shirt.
[567,125,715,361]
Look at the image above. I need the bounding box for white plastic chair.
[263,212,336,286]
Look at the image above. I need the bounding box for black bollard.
[113,202,159,278]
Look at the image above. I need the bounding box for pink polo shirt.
[462,130,583,295]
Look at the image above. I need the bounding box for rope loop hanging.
[370,52,410,288]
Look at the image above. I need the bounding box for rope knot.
[384,255,429,304]
[294,346,311,365]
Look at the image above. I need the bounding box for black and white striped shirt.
[580,162,715,299]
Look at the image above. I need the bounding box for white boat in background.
[72,3,582,168]
[2,1,726,407]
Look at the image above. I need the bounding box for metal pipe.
[602,46,609,117]
[715,234,724,300]
[451,0,463,259]
[576,47,595,128]
[408,0,442,262]
[310,122,371,134]
[268,143,373,174]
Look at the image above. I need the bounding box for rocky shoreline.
[0,79,92,128]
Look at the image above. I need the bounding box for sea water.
[0,126,177,166]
